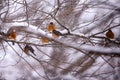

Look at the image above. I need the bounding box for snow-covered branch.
[4,22,120,57]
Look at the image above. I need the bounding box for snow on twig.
[5,22,120,56]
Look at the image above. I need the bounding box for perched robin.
[47,22,56,32]
[106,29,114,39]
[41,37,49,44]
[8,31,16,40]
[23,45,36,56]
[7,28,17,40]
[7,28,17,45]
[52,30,63,39]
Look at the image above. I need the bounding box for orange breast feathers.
[106,30,114,39]
[23,47,29,54]
[41,37,49,44]
[47,22,56,32]
[7,28,17,40]
[8,32,17,40]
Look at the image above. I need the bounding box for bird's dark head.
[52,30,56,33]
[25,45,29,48]
[108,29,112,32]
[50,22,54,25]
[52,30,63,36]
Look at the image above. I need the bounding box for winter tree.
[0,0,120,80]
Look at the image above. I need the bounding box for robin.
[47,22,56,32]
[7,28,17,45]
[7,28,17,40]
[106,29,114,39]
[8,31,16,40]
[23,45,36,56]
[52,30,63,39]
[41,37,49,44]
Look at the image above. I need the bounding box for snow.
[80,45,120,54]
[6,22,52,38]
[0,0,120,80]
[6,22,120,58]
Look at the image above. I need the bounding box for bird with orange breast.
[52,30,63,39]
[41,37,49,44]
[47,22,63,39]
[47,22,56,32]
[7,27,17,45]
[105,29,114,39]
[23,44,36,56]
[7,27,17,40]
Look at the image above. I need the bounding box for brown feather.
[106,30,114,39]
[47,22,56,32]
